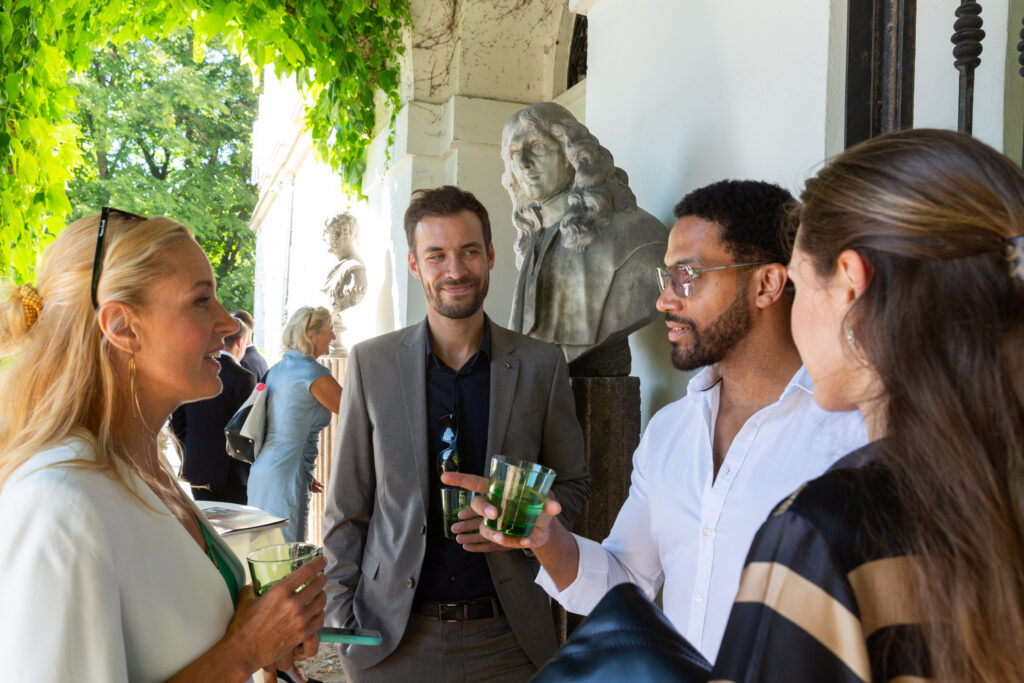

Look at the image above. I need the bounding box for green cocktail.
[441,488,476,539]
[246,542,320,596]
[484,456,556,537]
[485,483,547,537]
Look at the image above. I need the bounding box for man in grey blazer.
[323,186,591,681]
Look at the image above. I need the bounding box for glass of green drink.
[440,488,477,539]
[484,456,557,537]
[246,542,321,596]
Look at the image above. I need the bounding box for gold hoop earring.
[129,352,144,419]
[844,321,858,351]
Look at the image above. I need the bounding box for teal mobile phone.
[317,627,383,645]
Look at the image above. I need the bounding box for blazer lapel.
[397,320,430,517]
[485,324,519,473]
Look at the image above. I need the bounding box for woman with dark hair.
[536,129,1024,682]
[716,129,1024,681]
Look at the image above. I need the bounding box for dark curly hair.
[673,179,796,265]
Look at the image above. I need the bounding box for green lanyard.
[197,517,240,609]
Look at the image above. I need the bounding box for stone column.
[308,356,347,544]
[569,376,640,541]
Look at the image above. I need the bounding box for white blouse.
[0,439,246,682]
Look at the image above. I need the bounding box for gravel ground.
[291,645,347,683]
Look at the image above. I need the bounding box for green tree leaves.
[1,0,410,285]
[68,31,258,311]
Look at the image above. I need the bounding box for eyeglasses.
[91,206,147,309]
[656,261,768,298]
[437,413,460,476]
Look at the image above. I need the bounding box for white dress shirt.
[537,365,867,661]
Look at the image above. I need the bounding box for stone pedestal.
[555,375,641,641]
[308,356,347,543]
[569,375,641,541]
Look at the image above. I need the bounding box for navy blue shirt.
[415,320,496,602]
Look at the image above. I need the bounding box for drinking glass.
[440,488,477,539]
[246,542,321,596]
[484,456,557,537]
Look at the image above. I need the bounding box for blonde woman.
[0,210,326,681]
[247,306,341,545]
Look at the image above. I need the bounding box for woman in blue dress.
[248,306,341,544]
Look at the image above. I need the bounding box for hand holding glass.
[484,456,557,537]
[246,542,321,596]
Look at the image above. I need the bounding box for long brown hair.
[798,129,1024,681]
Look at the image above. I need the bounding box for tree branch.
[135,138,168,180]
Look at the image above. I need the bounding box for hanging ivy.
[0,0,409,282]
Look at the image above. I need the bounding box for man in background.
[231,309,268,380]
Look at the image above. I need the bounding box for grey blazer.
[323,319,590,670]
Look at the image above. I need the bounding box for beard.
[669,280,753,371]
[424,275,489,319]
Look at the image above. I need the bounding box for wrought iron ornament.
[951,1,984,134]
[1018,15,1023,167]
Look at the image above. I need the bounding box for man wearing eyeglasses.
[447,179,866,663]
[322,185,591,681]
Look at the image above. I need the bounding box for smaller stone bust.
[501,102,667,376]
[322,212,367,357]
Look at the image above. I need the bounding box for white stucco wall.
[576,0,841,422]
[914,0,1021,157]
[250,73,389,363]
[573,0,1021,423]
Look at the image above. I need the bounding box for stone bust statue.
[501,102,667,376]
[322,212,367,357]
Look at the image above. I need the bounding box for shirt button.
[695,593,703,602]
[420,525,426,535]
[702,528,712,537]
[406,578,415,588]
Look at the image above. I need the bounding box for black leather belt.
[411,596,504,621]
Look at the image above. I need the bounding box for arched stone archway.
[363,0,583,330]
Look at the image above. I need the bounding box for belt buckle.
[439,602,465,622]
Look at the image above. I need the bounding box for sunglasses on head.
[91,206,147,309]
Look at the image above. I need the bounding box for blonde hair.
[0,214,197,495]
[281,306,331,357]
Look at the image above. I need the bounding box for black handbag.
[531,583,712,682]
[224,382,268,464]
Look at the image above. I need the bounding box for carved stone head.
[500,102,640,265]
[323,212,360,259]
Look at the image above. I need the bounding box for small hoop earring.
[129,352,144,419]
[844,320,858,351]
